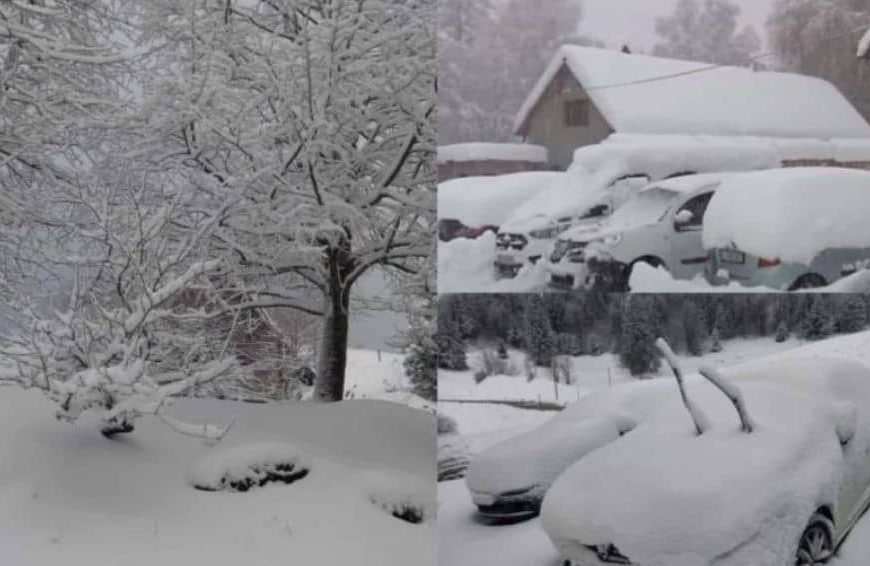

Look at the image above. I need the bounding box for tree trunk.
[313,299,350,402]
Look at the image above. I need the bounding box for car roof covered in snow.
[703,167,870,264]
[515,46,870,140]
[640,172,731,194]
[438,172,564,226]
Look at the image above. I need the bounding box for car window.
[674,191,714,231]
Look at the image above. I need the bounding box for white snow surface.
[437,143,547,164]
[703,168,870,265]
[0,349,434,566]
[437,172,563,226]
[515,46,870,139]
[542,356,870,566]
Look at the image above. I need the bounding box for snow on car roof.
[640,173,730,194]
[703,167,870,264]
[515,46,870,140]
[437,172,563,226]
[437,143,548,164]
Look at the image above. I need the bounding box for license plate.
[719,249,745,264]
[497,254,518,266]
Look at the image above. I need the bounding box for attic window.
[564,99,589,127]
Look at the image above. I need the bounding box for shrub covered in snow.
[189,443,311,492]
[361,470,435,524]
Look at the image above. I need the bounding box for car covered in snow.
[438,172,563,242]
[464,379,683,520]
[704,168,870,291]
[494,138,779,280]
[546,174,728,291]
[542,345,870,566]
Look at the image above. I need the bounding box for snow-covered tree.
[835,294,868,334]
[710,326,723,352]
[0,166,239,438]
[618,296,661,377]
[775,320,789,343]
[133,0,436,402]
[525,296,555,367]
[799,296,836,340]
[653,0,761,65]
[768,0,870,121]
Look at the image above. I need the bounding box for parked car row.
[533,167,870,292]
[464,348,870,566]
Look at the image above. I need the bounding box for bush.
[478,348,518,378]
[437,414,458,435]
[473,370,488,384]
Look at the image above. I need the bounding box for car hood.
[499,214,551,236]
[541,380,845,566]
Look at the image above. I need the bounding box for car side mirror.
[674,209,694,225]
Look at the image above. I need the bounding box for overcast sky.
[582,0,775,52]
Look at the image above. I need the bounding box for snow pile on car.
[540,357,865,566]
[465,380,681,497]
[437,143,547,164]
[438,172,563,227]
[189,442,310,492]
[703,168,870,265]
[361,469,435,524]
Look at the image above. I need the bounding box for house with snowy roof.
[514,46,870,169]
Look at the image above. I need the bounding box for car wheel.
[789,273,827,291]
[795,512,834,565]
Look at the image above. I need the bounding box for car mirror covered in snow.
[831,401,857,445]
[674,209,694,225]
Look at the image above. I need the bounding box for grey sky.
[582,0,775,53]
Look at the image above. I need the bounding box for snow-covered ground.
[0,349,434,566]
[438,332,870,566]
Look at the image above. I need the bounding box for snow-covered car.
[494,176,647,279]
[464,380,682,520]
[546,174,728,291]
[542,350,870,566]
[495,136,781,280]
[703,168,870,291]
[438,172,563,243]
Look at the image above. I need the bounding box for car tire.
[795,512,835,565]
[789,273,827,291]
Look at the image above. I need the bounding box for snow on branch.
[697,365,754,433]
[655,338,710,435]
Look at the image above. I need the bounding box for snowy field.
[0,349,435,566]
[438,332,870,566]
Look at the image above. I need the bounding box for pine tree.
[437,320,468,371]
[497,340,508,359]
[683,301,706,356]
[618,296,661,377]
[525,296,555,367]
[799,296,835,341]
[835,295,867,334]
[403,334,436,401]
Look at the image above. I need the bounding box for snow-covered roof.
[437,143,548,164]
[515,46,870,140]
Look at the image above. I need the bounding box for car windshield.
[606,188,677,230]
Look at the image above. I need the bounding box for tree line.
[438,294,870,377]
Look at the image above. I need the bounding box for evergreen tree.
[798,296,836,341]
[683,301,706,356]
[525,296,555,367]
[437,320,468,371]
[403,334,437,401]
[618,296,661,377]
[497,340,509,360]
[835,295,867,334]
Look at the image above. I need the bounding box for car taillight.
[757,257,781,268]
